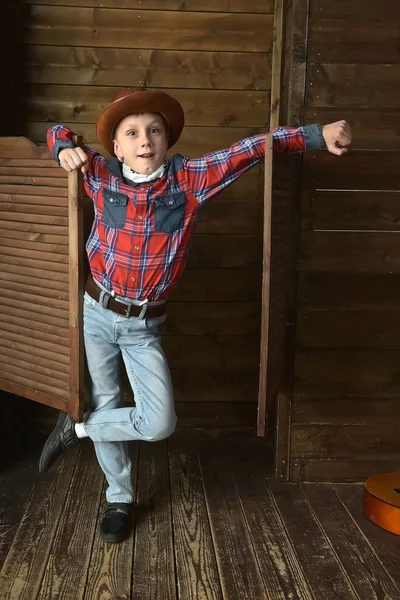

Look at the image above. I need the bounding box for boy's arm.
[183,122,351,206]
[47,125,105,198]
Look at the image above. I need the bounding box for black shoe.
[39,411,80,473]
[100,502,133,543]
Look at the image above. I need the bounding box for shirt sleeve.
[46,125,106,199]
[183,124,326,205]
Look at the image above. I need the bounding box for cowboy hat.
[96,88,185,155]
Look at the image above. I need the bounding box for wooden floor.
[1,433,400,600]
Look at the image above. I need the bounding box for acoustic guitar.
[364,473,400,535]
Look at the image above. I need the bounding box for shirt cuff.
[53,139,75,165]
[302,123,326,151]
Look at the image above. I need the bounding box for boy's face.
[113,112,169,175]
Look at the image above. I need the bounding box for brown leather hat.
[96,88,185,155]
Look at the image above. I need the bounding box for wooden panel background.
[1,0,275,429]
[290,0,400,480]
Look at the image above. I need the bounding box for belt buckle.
[124,302,132,318]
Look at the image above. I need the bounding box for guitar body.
[364,473,400,535]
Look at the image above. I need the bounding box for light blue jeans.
[83,292,177,503]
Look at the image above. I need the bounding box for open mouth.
[138,153,155,159]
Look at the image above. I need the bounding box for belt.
[85,276,166,319]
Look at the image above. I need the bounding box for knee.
[144,413,177,442]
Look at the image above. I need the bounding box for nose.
[141,131,151,146]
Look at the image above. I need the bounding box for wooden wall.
[2,0,275,430]
[290,0,400,480]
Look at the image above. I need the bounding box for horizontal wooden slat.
[19,7,273,53]
[0,158,58,168]
[290,458,400,483]
[0,166,66,177]
[302,151,400,190]
[188,234,262,268]
[0,175,67,187]
[0,300,70,332]
[297,310,400,350]
[301,190,400,231]
[295,350,400,387]
[310,0,400,19]
[175,400,256,427]
[305,108,400,150]
[197,200,263,234]
[309,19,400,63]
[170,369,258,402]
[0,227,68,246]
[0,272,69,300]
[171,268,262,301]
[0,294,69,323]
[22,0,275,13]
[0,242,68,265]
[0,184,68,198]
[0,258,69,282]
[0,137,51,159]
[0,286,69,311]
[292,388,400,424]
[163,302,260,336]
[0,365,69,400]
[0,236,68,257]
[163,335,260,369]
[291,423,400,458]
[0,314,69,347]
[0,330,70,363]
[298,231,400,273]
[0,349,69,385]
[23,85,270,128]
[24,122,265,157]
[23,46,271,90]
[307,64,400,108]
[0,193,69,210]
[297,272,400,311]
[0,377,69,410]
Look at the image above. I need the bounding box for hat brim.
[96,90,184,156]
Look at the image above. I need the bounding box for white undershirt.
[121,157,169,183]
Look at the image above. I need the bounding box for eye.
[150,127,160,134]
[127,130,136,136]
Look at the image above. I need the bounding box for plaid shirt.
[47,124,325,302]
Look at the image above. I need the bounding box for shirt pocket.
[101,188,128,229]
[154,192,186,234]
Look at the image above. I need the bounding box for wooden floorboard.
[1,435,400,600]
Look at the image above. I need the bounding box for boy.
[40,88,351,543]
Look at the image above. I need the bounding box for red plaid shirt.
[47,124,324,301]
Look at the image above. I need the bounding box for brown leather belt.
[85,276,166,319]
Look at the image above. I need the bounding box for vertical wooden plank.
[83,443,139,600]
[197,441,268,599]
[302,483,400,600]
[133,441,176,600]
[231,445,313,599]
[269,481,359,600]
[334,484,400,592]
[257,135,273,436]
[0,448,80,599]
[168,438,223,600]
[68,135,84,422]
[37,443,104,600]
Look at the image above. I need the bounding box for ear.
[113,139,123,160]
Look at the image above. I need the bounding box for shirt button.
[168,200,174,205]
[138,215,143,220]
[131,277,136,282]
[140,187,146,191]
[134,246,139,251]
[110,198,114,202]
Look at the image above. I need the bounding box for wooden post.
[257,136,274,436]
[68,135,85,422]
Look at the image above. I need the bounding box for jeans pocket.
[154,192,186,234]
[144,314,167,330]
[83,291,97,308]
[101,188,128,229]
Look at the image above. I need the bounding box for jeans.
[83,292,177,503]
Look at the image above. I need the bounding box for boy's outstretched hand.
[59,147,89,173]
[322,120,352,156]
